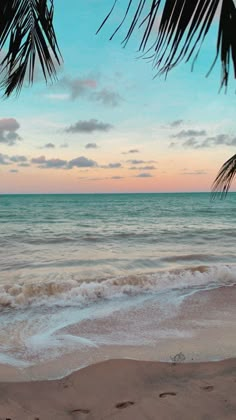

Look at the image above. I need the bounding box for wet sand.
[0,357,236,419]
[1,283,236,383]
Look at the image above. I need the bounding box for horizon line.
[1,191,236,196]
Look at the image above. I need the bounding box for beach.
[0,358,236,419]
[1,280,236,419]
[1,193,236,418]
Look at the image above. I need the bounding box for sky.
[0,0,236,194]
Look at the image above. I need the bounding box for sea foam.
[0,265,236,309]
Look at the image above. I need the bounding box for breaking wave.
[1,265,236,310]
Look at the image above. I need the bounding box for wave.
[2,224,236,248]
[161,254,218,263]
[1,231,155,245]
[0,265,236,310]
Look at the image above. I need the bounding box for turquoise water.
[1,192,236,278]
[1,192,236,377]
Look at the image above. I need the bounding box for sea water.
[1,193,236,379]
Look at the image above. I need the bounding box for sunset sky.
[1,0,236,194]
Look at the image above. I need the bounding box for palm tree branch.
[211,154,236,199]
[98,0,236,87]
[216,0,236,89]
[0,0,62,96]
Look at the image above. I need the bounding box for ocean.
[1,192,236,380]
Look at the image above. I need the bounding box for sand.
[0,358,236,419]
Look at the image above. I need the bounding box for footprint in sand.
[200,385,214,392]
[159,392,177,398]
[70,408,90,416]
[116,401,135,409]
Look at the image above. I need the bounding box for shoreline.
[0,357,236,419]
[1,280,236,383]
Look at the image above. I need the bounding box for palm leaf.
[211,154,236,198]
[0,0,62,96]
[98,0,236,88]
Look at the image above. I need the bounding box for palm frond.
[211,154,236,199]
[0,0,62,97]
[98,0,236,88]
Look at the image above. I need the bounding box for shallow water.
[1,192,236,379]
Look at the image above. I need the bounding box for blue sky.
[0,0,236,193]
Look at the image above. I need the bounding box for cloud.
[8,155,27,163]
[182,138,199,148]
[127,159,145,164]
[0,153,9,165]
[31,156,67,168]
[0,153,28,165]
[101,162,122,169]
[127,159,157,165]
[68,156,97,168]
[57,76,123,107]
[140,165,156,170]
[181,170,207,175]
[43,143,55,149]
[169,120,183,128]
[65,119,113,134]
[181,134,236,149]
[87,177,105,181]
[85,143,98,149]
[0,119,17,132]
[31,156,46,164]
[0,118,21,145]
[107,162,122,168]
[122,149,140,154]
[129,165,156,170]
[41,158,67,169]
[173,129,207,139]
[9,169,18,173]
[62,76,97,100]
[203,134,236,147]
[30,155,128,171]
[136,173,153,178]
[60,143,68,148]
[31,155,98,170]
[84,175,124,181]
[91,88,123,107]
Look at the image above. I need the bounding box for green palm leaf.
[0,0,62,96]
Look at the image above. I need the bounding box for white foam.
[0,264,236,374]
[0,264,236,309]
